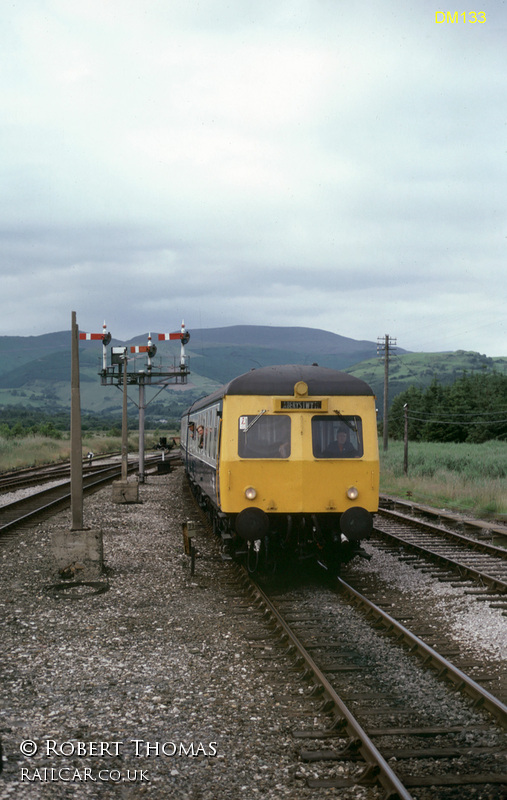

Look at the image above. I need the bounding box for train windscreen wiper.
[245,410,267,432]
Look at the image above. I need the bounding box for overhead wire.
[403,413,507,426]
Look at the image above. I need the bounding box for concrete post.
[52,311,104,580]
[70,311,83,530]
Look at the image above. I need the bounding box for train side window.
[187,408,220,460]
[312,416,363,458]
[238,415,291,458]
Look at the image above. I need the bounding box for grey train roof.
[186,365,374,414]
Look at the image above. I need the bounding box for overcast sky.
[1,1,506,355]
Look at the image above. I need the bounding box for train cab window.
[238,415,291,459]
[312,416,363,459]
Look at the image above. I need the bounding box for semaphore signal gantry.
[79,319,191,484]
[82,320,191,387]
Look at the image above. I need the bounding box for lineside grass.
[0,432,166,472]
[2,433,506,519]
[380,439,507,517]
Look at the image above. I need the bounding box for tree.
[388,372,507,443]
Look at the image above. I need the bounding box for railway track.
[0,452,123,493]
[380,493,507,547]
[373,503,507,593]
[0,453,174,540]
[186,483,507,798]
[235,567,507,798]
[4,464,503,796]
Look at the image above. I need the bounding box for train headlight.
[245,486,257,500]
[346,486,359,500]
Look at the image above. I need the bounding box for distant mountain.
[179,325,394,384]
[189,325,378,357]
[0,326,505,418]
[0,331,71,377]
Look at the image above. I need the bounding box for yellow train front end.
[217,374,379,565]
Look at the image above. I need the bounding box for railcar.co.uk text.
[21,767,150,784]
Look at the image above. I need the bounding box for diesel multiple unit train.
[181,364,379,570]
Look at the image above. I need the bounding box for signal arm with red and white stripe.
[79,321,111,370]
[79,320,189,371]
[157,321,190,367]
[130,333,157,364]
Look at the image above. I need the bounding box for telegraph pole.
[377,334,397,451]
[404,403,409,474]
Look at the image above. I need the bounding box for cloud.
[0,1,506,355]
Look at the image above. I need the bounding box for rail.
[0,454,176,538]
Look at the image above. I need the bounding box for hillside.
[348,350,507,402]
[0,325,386,413]
[181,325,387,384]
[0,326,505,420]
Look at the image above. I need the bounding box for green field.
[380,439,507,517]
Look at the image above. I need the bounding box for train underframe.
[189,479,372,574]
[230,509,372,574]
